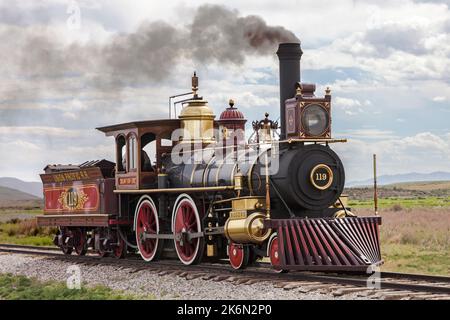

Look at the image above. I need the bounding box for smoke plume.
[0,4,299,102]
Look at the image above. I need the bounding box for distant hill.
[385,180,450,191]
[0,177,42,198]
[0,186,40,201]
[347,171,450,187]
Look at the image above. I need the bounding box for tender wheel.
[135,196,162,262]
[73,228,87,256]
[268,233,287,273]
[172,195,204,265]
[60,228,73,255]
[228,242,250,270]
[97,228,109,258]
[61,245,73,255]
[113,234,127,259]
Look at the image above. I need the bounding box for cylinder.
[224,213,271,244]
[276,43,303,140]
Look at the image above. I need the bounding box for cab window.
[116,135,126,172]
[128,135,137,170]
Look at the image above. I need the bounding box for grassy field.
[0,274,152,300]
[0,218,55,246]
[355,207,449,275]
[0,200,43,223]
[349,196,450,209]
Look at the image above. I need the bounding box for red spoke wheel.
[268,233,287,273]
[228,242,250,270]
[135,197,161,262]
[73,228,87,256]
[172,196,203,265]
[113,234,127,259]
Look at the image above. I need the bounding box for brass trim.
[230,163,237,186]
[284,138,346,144]
[203,155,215,187]
[166,139,347,157]
[233,172,243,192]
[229,211,247,219]
[310,164,333,190]
[332,195,348,209]
[247,148,263,195]
[114,186,235,194]
[231,197,265,213]
[213,196,265,205]
[224,212,271,244]
[206,244,216,257]
[333,210,356,218]
[190,163,198,187]
[216,161,225,186]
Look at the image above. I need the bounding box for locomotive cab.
[97,119,180,190]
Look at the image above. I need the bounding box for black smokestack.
[277,43,303,139]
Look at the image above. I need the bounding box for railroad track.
[0,243,449,300]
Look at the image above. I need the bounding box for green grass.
[0,208,43,215]
[0,234,53,246]
[0,274,153,300]
[349,196,450,209]
[0,219,55,246]
[381,244,450,275]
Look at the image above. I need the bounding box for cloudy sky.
[0,0,449,182]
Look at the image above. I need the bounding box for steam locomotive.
[37,43,382,272]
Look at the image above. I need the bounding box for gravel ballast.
[0,252,369,300]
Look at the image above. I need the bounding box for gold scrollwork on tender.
[58,188,88,210]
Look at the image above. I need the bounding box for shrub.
[5,218,21,224]
[17,219,40,236]
[392,204,403,212]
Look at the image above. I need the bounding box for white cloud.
[336,129,397,139]
[334,131,450,181]
[433,96,447,102]
[334,97,371,116]
[0,126,84,137]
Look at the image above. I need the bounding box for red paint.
[173,199,200,265]
[135,200,159,261]
[44,184,99,213]
[108,219,132,226]
[228,242,245,270]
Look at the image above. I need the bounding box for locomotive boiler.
[36,43,382,272]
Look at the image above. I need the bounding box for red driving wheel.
[172,196,203,265]
[228,242,249,270]
[135,198,160,262]
[73,228,87,256]
[268,233,287,273]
